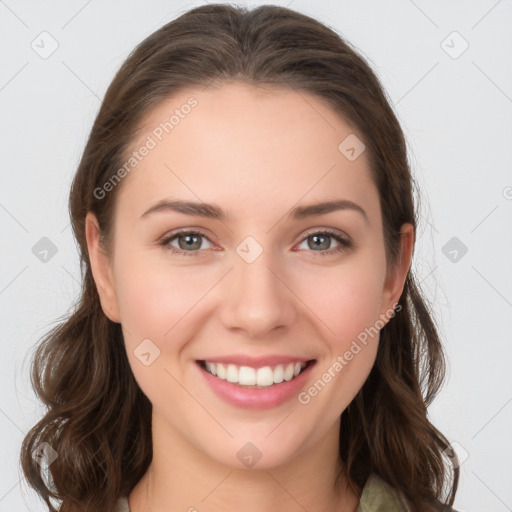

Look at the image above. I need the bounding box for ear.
[379,223,415,319]
[85,212,121,323]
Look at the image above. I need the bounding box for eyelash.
[159,228,353,258]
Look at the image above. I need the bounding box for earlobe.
[85,212,121,323]
[380,223,415,320]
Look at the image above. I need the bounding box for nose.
[219,246,297,339]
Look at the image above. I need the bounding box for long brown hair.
[20,4,459,511]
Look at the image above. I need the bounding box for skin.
[86,81,414,512]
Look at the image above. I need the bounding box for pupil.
[310,234,329,250]
[180,234,201,250]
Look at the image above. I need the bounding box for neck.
[129,412,359,512]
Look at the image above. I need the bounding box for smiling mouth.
[197,359,315,388]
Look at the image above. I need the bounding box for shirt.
[115,472,414,511]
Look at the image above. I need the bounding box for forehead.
[118,81,379,224]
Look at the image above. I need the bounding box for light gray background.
[1,1,511,511]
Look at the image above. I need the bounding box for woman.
[21,4,459,511]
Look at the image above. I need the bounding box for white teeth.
[283,363,294,381]
[273,364,284,384]
[216,363,226,380]
[239,366,255,385]
[226,364,238,383]
[205,362,216,376]
[256,366,273,386]
[202,361,308,387]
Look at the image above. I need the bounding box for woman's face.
[87,81,412,469]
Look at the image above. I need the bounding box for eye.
[296,229,352,256]
[160,229,214,257]
[160,228,352,257]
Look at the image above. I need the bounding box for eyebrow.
[140,198,368,223]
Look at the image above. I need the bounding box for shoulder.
[116,496,130,512]
[59,497,131,512]
[356,473,412,512]
[356,474,462,512]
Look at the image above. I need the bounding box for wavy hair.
[20,3,458,511]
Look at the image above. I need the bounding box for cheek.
[114,252,215,342]
[112,253,211,403]
[292,254,384,408]
[297,255,385,346]
[331,276,383,345]
[114,242,386,358]
[293,281,381,425]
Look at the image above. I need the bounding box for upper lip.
[198,355,315,368]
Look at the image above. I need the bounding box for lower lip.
[196,360,316,410]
